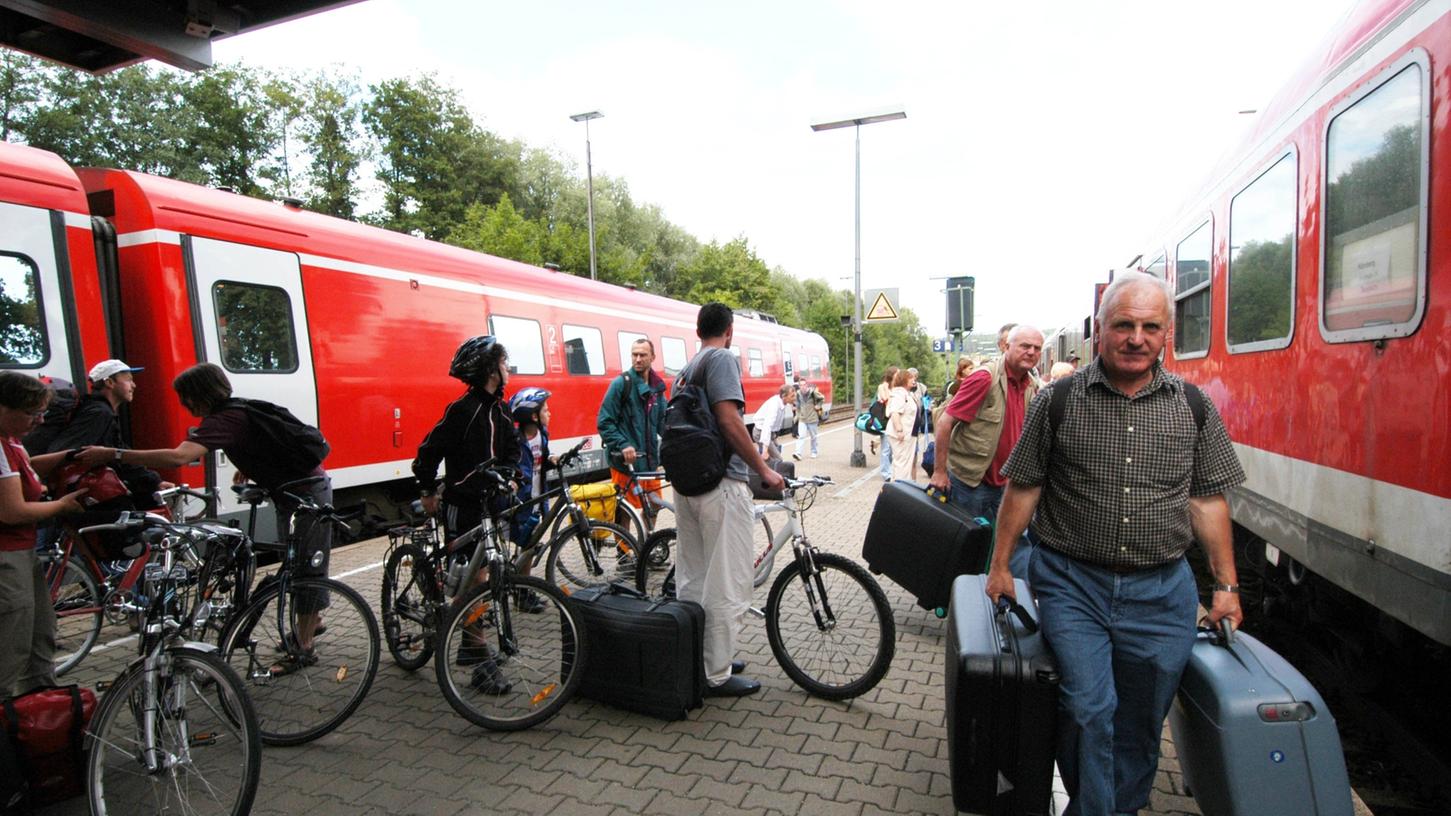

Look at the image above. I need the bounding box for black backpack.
[222,398,330,475]
[659,350,729,497]
[21,376,80,456]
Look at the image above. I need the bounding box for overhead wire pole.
[811,107,906,467]
[570,110,604,280]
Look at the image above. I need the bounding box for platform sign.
[932,338,956,353]
[862,288,900,323]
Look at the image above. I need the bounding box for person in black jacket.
[413,335,520,693]
[27,359,168,503]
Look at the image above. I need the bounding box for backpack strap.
[1182,381,1207,431]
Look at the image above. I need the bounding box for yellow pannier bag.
[569,482,618,540]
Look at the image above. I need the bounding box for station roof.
[0,0,363,73]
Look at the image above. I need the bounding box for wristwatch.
[113,449,123,463]
[1213,583,1239,593]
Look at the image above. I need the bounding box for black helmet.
[448,335,505,386]
[509,387,551,425]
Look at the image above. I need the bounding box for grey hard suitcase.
[945,575,1059,815]
[566,582,707,720]
[1168,625,1354,816]
[862,481,992,611]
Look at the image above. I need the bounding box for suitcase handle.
[1195,617,1236,647]
[994,596,1039,635]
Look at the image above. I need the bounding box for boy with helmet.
[509,387,551,614]
[412,336,520,693]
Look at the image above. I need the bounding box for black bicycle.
[216,477,381,746]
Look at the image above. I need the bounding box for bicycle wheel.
[220,577,380,745]
[434,575,585,731]
[544,520,638,594]
[765,551,895,700]
[614,499,647,554]
[51,555,102,676]
[382,544,438,671]
[634,528,677,599]
[87,647,260,816]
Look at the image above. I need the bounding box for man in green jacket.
[597,338,669,505]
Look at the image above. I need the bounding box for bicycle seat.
[231,484,269,505]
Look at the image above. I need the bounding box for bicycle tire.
[765,552,895,700]
[634,528,677,599]
[613,499,647,554]
[434,575,586,731]
[50,554,103,677]
[87,646,261,816]
[219,577,380,746]
[544,520,638,594]
[382,544,438,671]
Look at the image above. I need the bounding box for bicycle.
[380,441,629,673]
[634,475,896,700]
[81,511,261,816]
[216,476,380,746]
[43,485,220,676]
[427,460,588,730]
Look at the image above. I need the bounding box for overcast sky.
[216,0,1359,339]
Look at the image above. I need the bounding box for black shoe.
[792,453,802,461]
[457,641,504,667]
[469,660,512,695]
[731,660,746,675]
[704,675,761,698]
[514,590,546,614]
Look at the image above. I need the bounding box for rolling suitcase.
[945,575,1059,816]
[862,481,992,611]
[1168,625,1353,816]
[566,582,707,720]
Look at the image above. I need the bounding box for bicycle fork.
[790,543,838,632]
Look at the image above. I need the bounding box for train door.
[186,236,319,512]
[0,202,84,382]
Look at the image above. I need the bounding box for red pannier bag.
[1,685,96,808]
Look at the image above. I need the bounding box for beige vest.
[944,360,1038,488]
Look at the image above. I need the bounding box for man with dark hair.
[674,303,784,697]
[597,337,667,516]
[987,271,1244,816]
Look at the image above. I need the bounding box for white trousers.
[675,478,755,686]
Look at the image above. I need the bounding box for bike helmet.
[448,335,505,386]
[509,387,551,425]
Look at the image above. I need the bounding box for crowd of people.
[0,276,1244,816]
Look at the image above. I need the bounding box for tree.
[672,237,775,309]
[446,194,546,265]
[181,65,279,196]
[298,70,364,219]
[0,50,43,142]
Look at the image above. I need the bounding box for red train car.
[1115,0,1451,656]
[0,141,832,523]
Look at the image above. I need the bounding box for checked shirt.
[1002,359,1244,570]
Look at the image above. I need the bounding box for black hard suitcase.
[945,574,1059,816]
[1168,625,1353,816]
[862,481,992,611]
[748,458,795,500]
[565,582,706,720]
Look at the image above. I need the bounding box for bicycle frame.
[44,531,150,620]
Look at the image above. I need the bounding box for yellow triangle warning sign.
[866,291,899,321]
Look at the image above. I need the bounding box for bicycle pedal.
[95,680,113,693]
[747,606,766,619]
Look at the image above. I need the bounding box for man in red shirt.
[928,325,1042,572]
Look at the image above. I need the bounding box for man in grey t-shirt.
[673,303,784,697]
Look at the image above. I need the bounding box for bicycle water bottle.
[444,553,468,596]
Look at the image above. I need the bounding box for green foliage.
[214,282,298,372]
[0,255,45,365]
[1227,238,1292,344]
[299,70,364,219]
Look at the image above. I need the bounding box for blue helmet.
[509,387,551,425]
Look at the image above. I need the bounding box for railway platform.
[37,419,1370,816]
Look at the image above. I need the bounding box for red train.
[1112,0,1450,659]
[0,141,832,523]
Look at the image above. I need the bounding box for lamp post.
[811,107,906,467]
[570,110,604,281]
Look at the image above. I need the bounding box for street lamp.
[570,110,604,281]
[811,106,906,467]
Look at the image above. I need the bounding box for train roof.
[0,140,90,214]
[77,166,823,344]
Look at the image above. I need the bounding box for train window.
[661,336,687,376]
[563,324,605,376]
[0,254,47,367]
[1322,54,1428,341]
[747,348,764,377]
[212,281,298,373]
[810,355,822,379]
[1173,221,1212,357]
[488,315,545,375]
[1146,254,1167,279]
[783,352,793,380]
[617,332,648,373]
[1228,151,1297,352]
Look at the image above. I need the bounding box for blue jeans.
[946,474,1033,578]
[1029,545,1197,816]
[879,439,892,479]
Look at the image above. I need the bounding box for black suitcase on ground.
[862,481,992,611]
[566,582,706,720]
[946,574,1059,816]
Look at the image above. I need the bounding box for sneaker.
[704,675,761,698]
[457,641,504,667]
[514,590,546,614]
[810,453,818,459]
[469,660,512,695]
[792,453,802,461]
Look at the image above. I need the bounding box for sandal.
[268,648,318,677]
